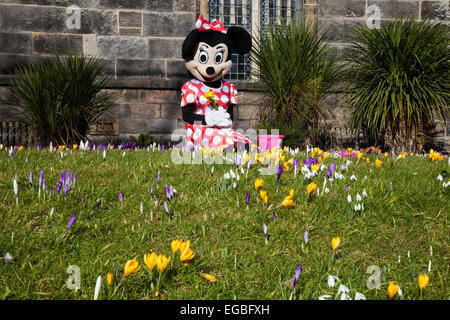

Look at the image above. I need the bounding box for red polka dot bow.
[195,15,226,34]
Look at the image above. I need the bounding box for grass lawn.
[0,145,448,300]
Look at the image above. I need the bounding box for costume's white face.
[185,42,232,83]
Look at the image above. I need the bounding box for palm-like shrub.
[9,53,114,145]
[251,20,343,148]
[346,19,449,153]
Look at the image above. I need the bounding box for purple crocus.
[49,186,52,197]
[263,223,267,238]
[329,162,337,172]
[345,185,349,193]
[165,185,171,200]
[246,193,250,208]
[164,201,169,216]
[29,172,33,187]
[276,165,283,191]
[57,182,62,195]
[65,215,77,233]
[272,212,276,222]
[304,231,309,245]
[119,191,124,203]
[389,182,393,190]
[157,171,161,185]
[292,264,303,293]
[150,186,154,196]
[64,185,72,197]
[293,159,299,176]
[39,170,44,188]
[140,201,144,213]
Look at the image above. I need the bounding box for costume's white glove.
[205,109,232,128]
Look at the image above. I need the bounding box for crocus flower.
[201,273,217,282]
[304,231,309,245]
[39,170,44,188]
[211,166,214,175]
[94,275,102,300]
[259,190,268,205]
[254,179,264,190]
[389,182,393,190]
[156,254,171,274]
[276,165,283,190]
[345,185,349,193]
[332,237,340,253]
[290,264,302,298]
[246,193,250,208]
[272,212,276,222]
[171,240,181,254]
[418,273,429,292]
[388,282,399,299]
[293,159,299,176]
[180,247,195,262]
[13,178,18,198]
[306,182,317,195]
[57,182,62,195]
[29,172,33,187]
[165,185,171,200]
[4,252,13,262]
[144,252,158,272]
[124,259,141,277]
[65,215,77,233]
[43,179,47,193]
[263,223,267,238]
[157,171,161,185]
[327,275,340,287]
[107,273,113,286]
[119,191,123,203]
[140,202,144,213]
[164,202,169,216]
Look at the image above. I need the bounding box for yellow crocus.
[418,273,429,292]
[171,239,182,254]
[332,237,341,252]
[254,179,264,190]
[289,189,294,198]
[357,152,363,160]
[388,282,399,299]
[107,272,113,285]
[281,197,294,207]
[156,254,171,275]
[306,182,317,195]
[323,152,329,159]
[201,273,217,282]
[375,159,382,167]
[180,247,195,262]
[259,190,268,204]
[144,252,158,272]
[179,240,191,254]
[123,258,141,277]
[311,163,320,172]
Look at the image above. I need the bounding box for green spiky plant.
[345,19,449,154]
[251,20,344,148]
[9,52,115,145]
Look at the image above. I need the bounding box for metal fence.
[209,0,302,81]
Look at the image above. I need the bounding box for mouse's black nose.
[206,67,215,75]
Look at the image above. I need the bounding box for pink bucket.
[257,135,284,152]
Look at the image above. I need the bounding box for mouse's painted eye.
[198,50,209,64]
[214,51,224,64]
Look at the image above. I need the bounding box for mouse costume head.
[182,15,252,83]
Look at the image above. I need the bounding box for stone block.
[0,32,32,54]
[238,91,263,105]
[33,33,83,55]
[160,103,182,119]
[143,12,195,37]
[130,103,160,119]
[119,28,142,36]
[421,1,450,20]
[77,9,118,35]
[117,0,173,11]
[148,118,178,133]
[167,60,189,78]
[0,5,66,33]
[83,34,98,57]
[367,0,419,19]
[319,0,366,18]
[149,38,184,59]
[237,104,259,120]
[119,11,142,28]
[139,89,178,104]
[113,89,140,103]
[97,36,147,59]
[0,53,52,74]
[116,59,165,77]
[174,0,196,12]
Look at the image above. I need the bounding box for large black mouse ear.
[182,30,200,60]
[227,26,252,54]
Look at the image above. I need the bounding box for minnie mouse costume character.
[181,15,253,150]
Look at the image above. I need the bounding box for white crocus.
[354,204,361,211]
[318,295,332,300]
[437,174,443,181]
[350,175,357,181]
[362,189,368,198]
[4,252,13,262]
[94,275,101,300]
[347,194,352,203]
[327,275,340,288]
[354,292,366,300]
[356,193,362,201]
[337,284,351,300]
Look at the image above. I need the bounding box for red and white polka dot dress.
[180,79,252,150]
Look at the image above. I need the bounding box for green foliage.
[9,53,115,145]
[126,134,158,147]
[345,19,450,153]
[251,20,344,148]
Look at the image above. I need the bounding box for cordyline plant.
[345,19,449,154]
[251,20,344,148]
[8,52,115,145]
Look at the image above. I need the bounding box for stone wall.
[0,0,448,151]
